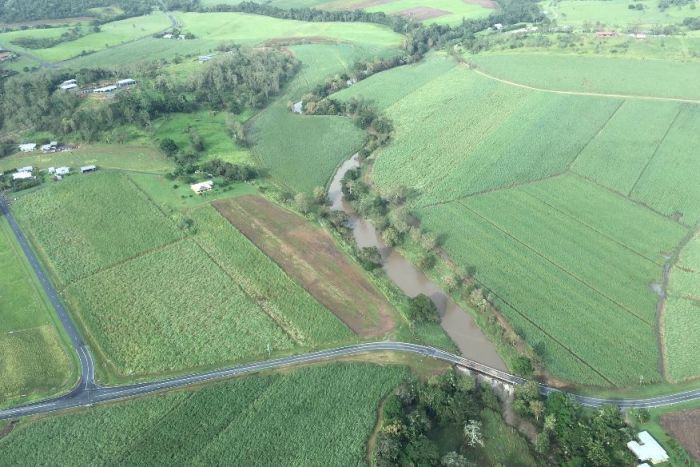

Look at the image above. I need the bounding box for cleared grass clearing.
[12,173,183,286]
[191,205,353,344]
[363,63,620,204]
[0,218,74,405]
[214,196,398,336]
[0,364,407,466]
[469,53,700,100]
[417,175,680,385]
[63,37,217,68]
[664,233,700,382]
[64,238,296,378]
[0,144,173,174]
[175,12,403,48]
[251,43,395,193]
[152,111,252,165]
[572,100,681,195]
[630,105,700,225]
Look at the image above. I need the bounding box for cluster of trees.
[0,47,298,141]
[512,382,635,466]
[0,0,202,23]
[375,369,507,466]
[659,0,697,10]
[683,16,700,29]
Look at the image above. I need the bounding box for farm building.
[627,431,669,464]
[18,143,36,152]
[596,31,617,37]
[292,101,303,114]
[199,55,213,63]
[17,166,33,173]
[56,167,70,176]
[117,79,136,87]
[191,180,213,194]
[13,171,33,180]
[163,33,173,39]
[41,141,58,152]
[94,85,117,93]
[80,165,97,174]
[60,83,78,91]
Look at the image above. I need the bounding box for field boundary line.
[62,237,187,290]
[519,189,665,267]
[627,106,683,197]
[418,172,568,209]
[456,199,654,325]
[566,99,625,171]
[470,68,700,105]
[189,228,304,346]
[568,171,692,229]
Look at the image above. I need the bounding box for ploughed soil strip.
[213,195,398,337]
[463,0,498,8]
[396,7,451,20]
[346,0,395,9]
[660,408,700,460]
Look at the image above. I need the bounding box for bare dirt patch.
[661,408,700,460]
[213,196,398,337]
[463,0,498,9]
[396,7,451,20]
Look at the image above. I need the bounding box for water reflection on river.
[328,155,506,370]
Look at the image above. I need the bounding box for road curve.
[3,197,700,422]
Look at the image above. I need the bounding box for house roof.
[13,171,33,180]
[191,180,214,192]
[627,431,669,464]
[80,165,97,171]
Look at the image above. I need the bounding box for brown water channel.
[328,155,506,370]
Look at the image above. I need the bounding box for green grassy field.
[250,43,398,193]
[12,172,353,381]
[0,144,173,174]
[0,363,407,465]
[152,111,252,165]
[360,64,621,205]
[629,105,700,226]
[664,232,700,382]
[469,53,700,100]
[173,12,403,48]
[0,218,74,407]
[542,0,700,27]
[323,0,495,24]
[417,175,685,385]
[0,13,171,63]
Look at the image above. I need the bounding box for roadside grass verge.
[0,218,74,407]
[0,363,407,465]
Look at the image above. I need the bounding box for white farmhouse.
[627,431,669,465]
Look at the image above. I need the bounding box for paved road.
[3,196,700,421]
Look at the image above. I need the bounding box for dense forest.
[0,0,200,23]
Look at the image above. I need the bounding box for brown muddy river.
[328,155,506,370]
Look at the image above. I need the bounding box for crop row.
[0,364,407,465]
